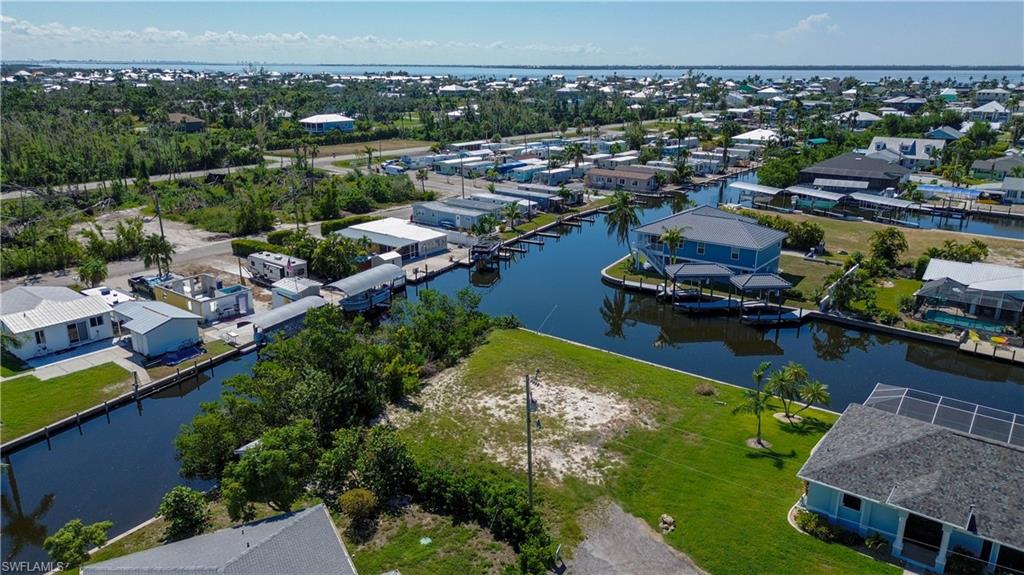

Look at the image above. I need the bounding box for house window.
[89,316,104,327]
[618,178,625,185]
[34,330,46,345]
[67,322,81,344]
[731,247,740,261]
[841,494,862,512]
[696,242,706,255]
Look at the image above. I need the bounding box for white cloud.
[0,16,604,57]
[756,13,838,41]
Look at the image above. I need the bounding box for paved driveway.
[27,342,150,383]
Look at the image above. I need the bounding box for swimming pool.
[922,310,1006,333]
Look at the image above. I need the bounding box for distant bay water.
[6,61,1023,83]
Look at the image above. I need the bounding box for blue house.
[798,385,1024,574]
[634,206,786,275]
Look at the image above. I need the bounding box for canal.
[3,176,1022,573]
[1,353,256,572]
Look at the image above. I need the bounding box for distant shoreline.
[4,60,1022,71]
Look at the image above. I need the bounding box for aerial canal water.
[3,174,1022,573]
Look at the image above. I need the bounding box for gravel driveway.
[567,503,706,575]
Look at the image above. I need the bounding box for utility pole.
[460,154,466,198]
[525,368,540,508]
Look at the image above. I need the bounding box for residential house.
[166,112,205,133]
[975,87,1011,105]
[153,275,253,324]
[586,167,659,193]
[866,137,945,170]
[916,259,1024,326]
[798,386,1024,574]
[882,96,927,113]
[83,504,357,575]
[337,217,448,260]
[412,201,492,231]
[798,152,911,192]
[833,110,883,129]
[925,126,963,141]
[634,205,787,274]
[299,113,355,134]
[971,155,1024,180]
[111,300,201,358]
[1000,177,1024,205]
[0,286,114,361]
[969,101,1009,123]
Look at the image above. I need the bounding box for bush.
[231,238,281,258]
[694,382,717,396]
[339,488,378,522]
[795,509,835,541]
[266,229,299,245]
[43,519,113,568]
[320,214,380,235]
[159,486,211,541]
[876,310,900,326]
[897,294,916,314]
[945,546,986,575]
[864,532,889,551]
[491,315,522,329]
[914,255,931,279]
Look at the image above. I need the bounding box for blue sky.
[2,2,1022,66]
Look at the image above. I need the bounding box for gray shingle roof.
[800,152,911,181]
[798,404,1024,550]
[83,504,356,575]
[634,206,787,251]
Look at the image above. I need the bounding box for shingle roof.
[634,205,787,251]
[83,504,356,575]
[113,301,200,335]
[800,152,911,181]
[798,404,1024,550]
[0,287,112,334]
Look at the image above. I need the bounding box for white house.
[0,286,114,360]
[299,113,354,134]
[112,300,201,358]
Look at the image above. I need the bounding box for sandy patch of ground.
[389,365,653,484]
[71,206,228,252]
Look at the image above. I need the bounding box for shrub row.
[230,239,284,258]
[795,509,861,545]
[320,214,381,235]
[266,229,299,245]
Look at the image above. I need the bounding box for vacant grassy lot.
[781,213,1024,266]
[270,139,432,158]
[778,254,843,307]
[332,154,401,169]
[397,329,898,575]
[1,362,131,440]
[875,278,922,315]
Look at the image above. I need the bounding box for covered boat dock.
[324,264,406,312]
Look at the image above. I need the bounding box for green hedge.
[320,215,381,235]
[266,229,299,246]
[231,239,283,258]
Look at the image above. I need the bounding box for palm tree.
[500,202,520,231]
[659,226,685,299]
[140,233,175,276]
[362,145,376,170]
[563,142,585,169]
[416,168,429,194]
[606,191,641,269]
[77,257,108,288]
[734,361,773,447]
[719,120,741,174]
[793,380,831,417]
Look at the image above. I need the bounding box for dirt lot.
[269,139,432,158]
[388,364,654,484]
[71,206,229,252]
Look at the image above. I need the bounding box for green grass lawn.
[1,350,32,377]
[778,254,843,308]
[779,212,1024,267]
[1,362,131,440]
[603,254,664,284]
[332,154,400,169]
[145,340,234,380]
[346,509,513,575]
[399,329,899,575]
[875,278,922,315]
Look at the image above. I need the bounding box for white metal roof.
[340,217,447,244]
[0,287,113,334]
[113,300,200,335]
[299,113,353,124]
[325,264,404,297]
[922,259,1024,293]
